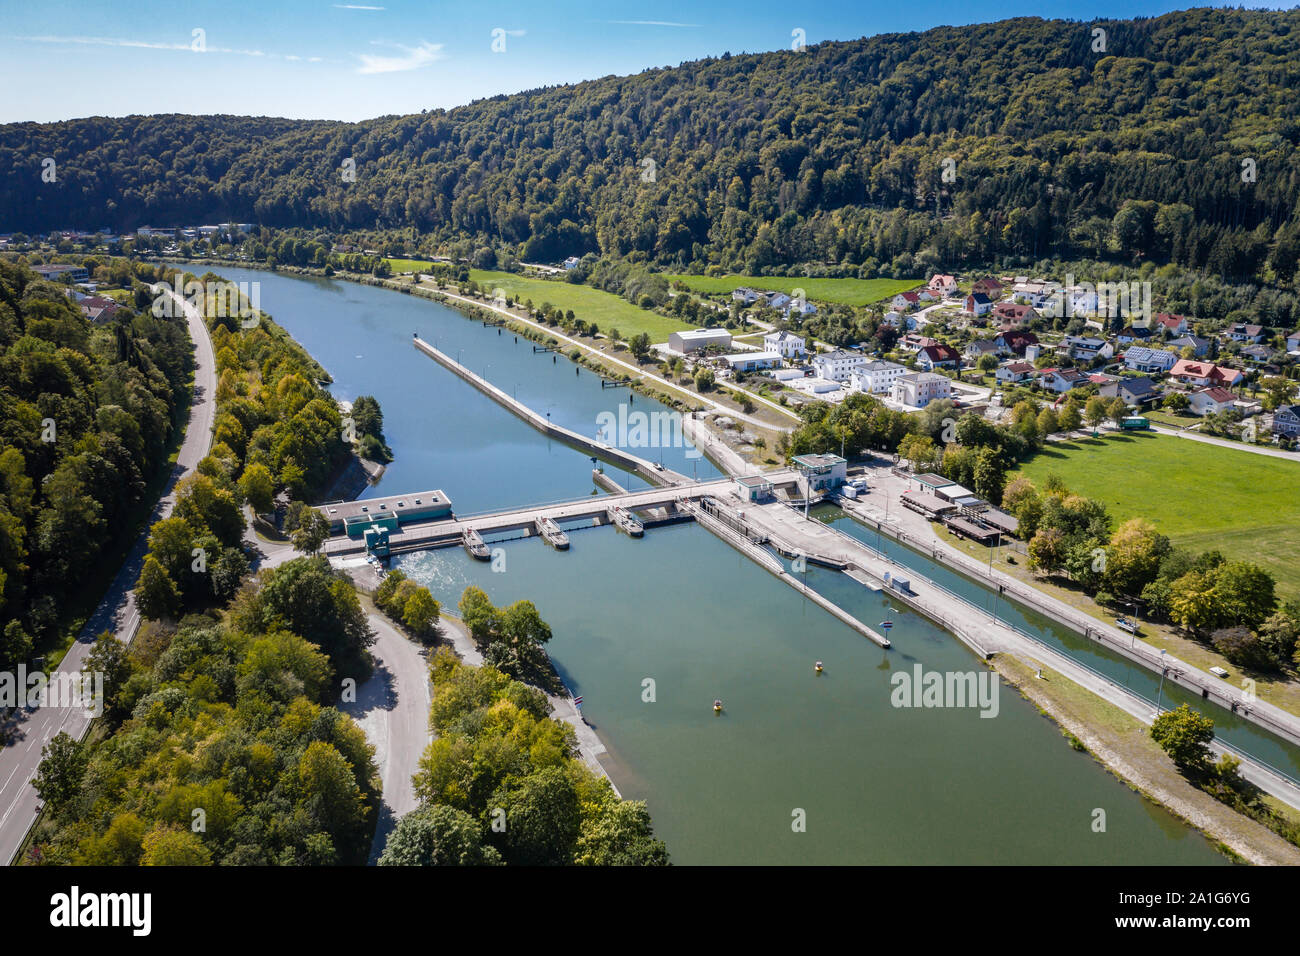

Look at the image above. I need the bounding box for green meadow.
[1010,431,1300,600]
[468,270,694,341]
[665,274,923,306]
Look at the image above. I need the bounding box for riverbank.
[996,654,1300,865]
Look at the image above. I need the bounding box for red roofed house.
[1153,313,1188,335]
[995,360,1035,384]
[1040,368,1087,393]
[1171,359,1243,388]
[929,274,958,296]
[992,302,1037,328]
[972,277,1004,297]
[917,343,962,370]
[900,333,938,353]
[1189,387,1237,416]
[995,329,1038,355]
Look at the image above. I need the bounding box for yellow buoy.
[713,699,723,714]
[815,661,824,674]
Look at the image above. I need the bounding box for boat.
[462,527,491,560]
[1116,617,1141,635]
[609,506,644,537]
[536,515,570,550]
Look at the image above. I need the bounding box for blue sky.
[0,1,1287,123]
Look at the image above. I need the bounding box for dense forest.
[0,260,191,665]
[3,9,1300,284]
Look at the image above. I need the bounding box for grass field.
[1010,431,1300,600]
[665,274,923,306]
[468,270,693,341]
[383,258,440,274]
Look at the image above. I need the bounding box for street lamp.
[1152,649,1168,718]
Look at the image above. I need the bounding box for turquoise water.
[178,263,1229,864]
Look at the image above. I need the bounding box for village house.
[77,295,120,324]
[1168,333,1210,357]
[1240,344,1274,365]
[892,371,953,408]
[850,360,908,395]
[992,302,1036,328]
[995,329,1038,355]
[963,339,1002,362]
[995,360,1035,384]
[1271,404,1300,438]
[1225,322,1265,344]
[1189,387,1237,417]
[1170,358,1243,389]
[900,333,938,353]
[928,274,958,296]
[964,292,994,317]
[892,290,931,311]
[1116,326,1154,345]
[1063,335,1114,362]
[1012,280,1055,309]
[763,330,806,359]
[916,343,962,371]
[1040,368,1087,393]
[1286,330,1300,354]
[1122,346,1179,374]
[1153,313,1189,335]
[1099,376,1161,408]
[972,277,1004,298]
[732,287,760,304]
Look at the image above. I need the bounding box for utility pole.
[1153,649,1168,718]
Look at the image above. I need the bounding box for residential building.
[965,292,993,316]
[812,349,870,382]
[995,360,1035,384]
[32,263,89,282]
[900,333,938,353]
[891,372,953,407]
[1189,387,1237,416]
[1170,359,1243,388]
[972,277,1004,298]
[1099,376,1160,407]
[850,360,907,394]
[916,343,961,370]
[1286,330,1300,353]
[1240,344,1274,364]
[1168,334,1210,357]
[1040,368,1087,393]
[1063,335,1114,361]
[1153,313,1189,335]
[995,329,1038,355]
[1226,322,1265,344]
[563,256,581,270]
[1116,326,1154,345]
[992,302,1036,328]
[732,287,759,305]
[722,352,782,373]
[668,328,732,353]
[964,339,1002,362]
[1122,346,1179,374]
[1272,404,1300,438]
[763,330,806,359]
[928,274,958,296]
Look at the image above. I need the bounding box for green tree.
[33,731,88,810]
[238,463,275,515]
[402,588,440,637]
[489,766,580,866]
[1150,704,1215,774]
[83,631,133,721]
[291,508,331,555]
[378,804,503,866]
[135,554,181,621]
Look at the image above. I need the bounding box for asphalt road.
[0,287,217,865]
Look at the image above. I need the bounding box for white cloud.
[333,4,386,9]
[10,34,317,60]
[603,20,698,28]
[355,40,443,74]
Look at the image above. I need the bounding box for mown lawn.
[1010,431,1300,599]
[383,258,439,273]
[665,274,923,306]
[468,270,693,341]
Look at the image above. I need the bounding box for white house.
[1041,368,1087,393]
[995,360,1035,384]
[850,360,907,395]
[1189,387,1237,416]
[812,349,869,382]
[763,330,806,359]
[891,372,952,408]
[563,256,582,270]
[965,293,994,317]
[928,275,958,296]
[1286,330,1300,354]
[1063,336,1114,361]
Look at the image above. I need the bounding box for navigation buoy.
[713,699,723,714]
[815,661,824,674]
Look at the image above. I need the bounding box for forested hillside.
[3,9,1299,281]
[0,261,190,664]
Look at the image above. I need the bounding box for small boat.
[462,527,491,560]
[815,661,823,674]
[713,699,723,714]
[1116,617,1140,635]
[536,515,570,550]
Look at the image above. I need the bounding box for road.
[0,285,217,865]
[1145,421,1300,460]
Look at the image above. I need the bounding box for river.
[174,262,1230,864]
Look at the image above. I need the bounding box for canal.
[177,263,1230,864]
